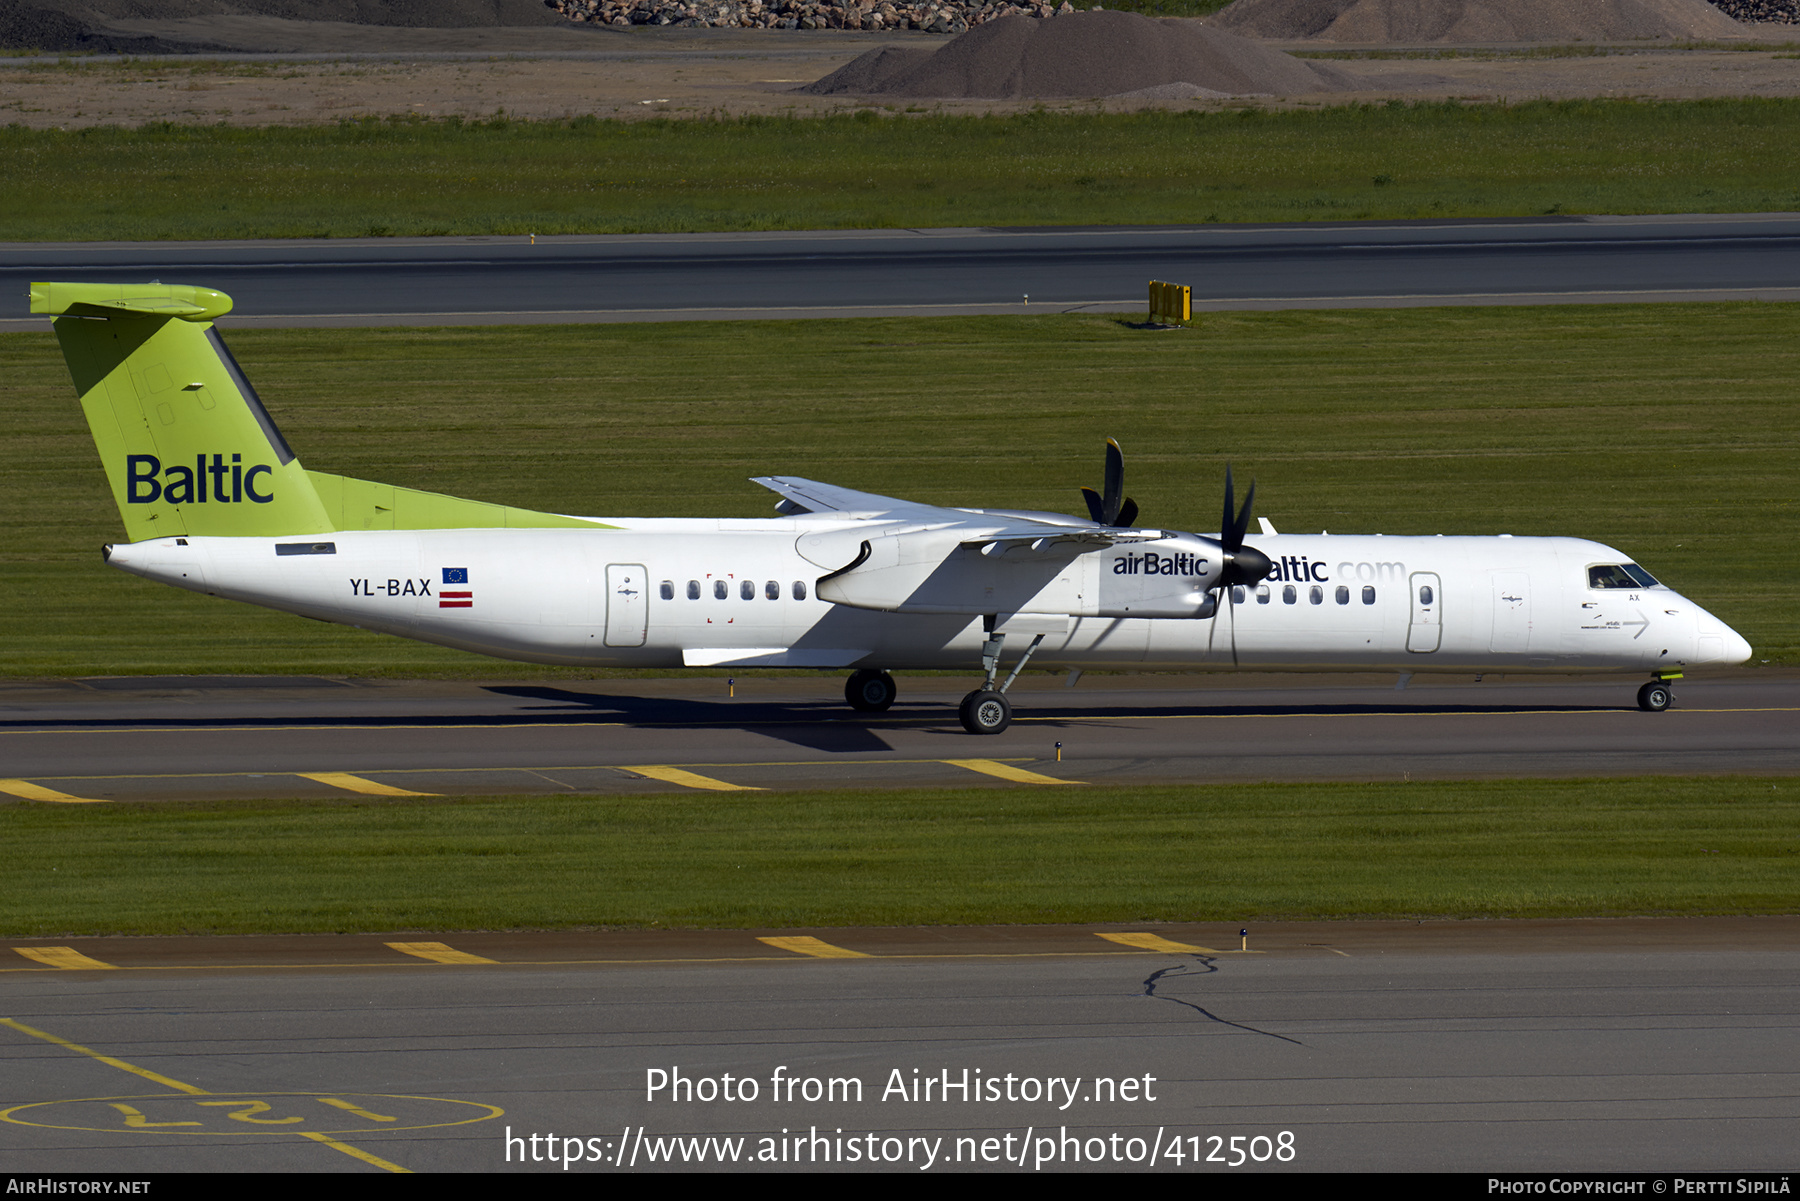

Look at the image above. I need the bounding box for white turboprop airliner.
[35,281,1752,734]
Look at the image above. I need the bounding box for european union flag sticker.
[443,567,469,585]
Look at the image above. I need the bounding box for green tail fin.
[34,282,610,540]
[33,281,333,541]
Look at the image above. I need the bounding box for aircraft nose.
[1695,613,1753,666]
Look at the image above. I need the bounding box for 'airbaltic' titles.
[126,453,273,504]
[1112,550,1403,584]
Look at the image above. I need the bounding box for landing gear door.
[1407,571,1442,653]
[605,563,648,648]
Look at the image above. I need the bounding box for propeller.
[1081,438,1139,528]
[1207,464,1272,667]
[1214,464,1272,590]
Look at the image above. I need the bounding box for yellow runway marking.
[0,779,108,803]
[943,758,1080,785]
[11,947,118,971]
[297,772,436,797]
[758,936,871,959]
[1097,932,1218,954]
[385,941,497,965]
[0,1018,205,1094]
[626,765,762,791]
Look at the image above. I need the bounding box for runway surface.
[2,918,1795,1173]
[5,212,1800,329]
[1,671,1794,802]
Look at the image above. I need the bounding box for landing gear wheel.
[1637,681,1672,712]
[958,689,1012,735]
[845,669,897,713]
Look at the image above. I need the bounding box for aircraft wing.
[752,476,1166,546]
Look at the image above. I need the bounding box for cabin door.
[1406,571,1442,653]
[604,563,648,648]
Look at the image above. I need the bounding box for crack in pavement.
[1142,959,1305,1046]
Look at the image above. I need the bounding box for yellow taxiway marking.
[296,772,436,797]
[943,758,1080,785]
[0,1018,205,1094]
[0,779,108,804]
[299,1130,411,1172]
[11,947,118,971]
[758,936,871,959]
[385,941,497,965]
[626,765,763,791]
[0,1018,412,1173]
[1097,932,1218,954]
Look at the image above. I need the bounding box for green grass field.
[1,778,1791,935]
[3,303,1794,677]
[7,100,1800,239]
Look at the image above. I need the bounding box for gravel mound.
[803,9,1362,97]
[1,0,563,49]
[1709,0,1799,22]
[1209,0,1751,41]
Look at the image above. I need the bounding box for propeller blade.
[1221,464,1238,553]
[1115,497,1139,529]
[1081,486,1106,525]
[1102,438,1125,526]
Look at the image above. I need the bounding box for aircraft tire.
[1637,681,1672,712]
[846,669,897,712]
[958,689,1012,735]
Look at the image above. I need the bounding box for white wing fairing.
[42,279,1751,736]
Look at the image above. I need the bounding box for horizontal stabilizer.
[30,282,232,322]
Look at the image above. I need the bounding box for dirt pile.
[804,9,1362,97]
[0,0,563,50]
[1208,0,1751,41]
[1709,0,1799,22]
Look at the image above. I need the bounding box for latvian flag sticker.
[440,567,472,608]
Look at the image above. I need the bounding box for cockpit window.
[1589,563,1659,590]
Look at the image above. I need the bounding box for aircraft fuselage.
[103,522,1751,677]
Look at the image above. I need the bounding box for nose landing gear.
[1637,671,1681,712]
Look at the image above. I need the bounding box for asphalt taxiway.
[1,671,1794,803]
[2,919,1795,1173]
[5,213,1799,330]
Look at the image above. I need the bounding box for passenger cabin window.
[1362,585,1376,605]
[793,580,808,601]
[687,580,701,600]
[659,580,674,601]
[1309,585,1323,605]
[1419,584,1434,605]
[740,579,755,600]
[1232,586,1245,605]
[713,580,728,600]
[1282,585,1297,605]
[765,580,780,600]
[1256,585,1270,605]
[1335,585,1349,605]
[1589,563,1659,589]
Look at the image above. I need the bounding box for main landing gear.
[1637,671,1680,712]
[957,627,1047,735]
[845,668,897,712]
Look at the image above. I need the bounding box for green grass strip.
[7,99,1800,239]
[3,304,1793,677]
[1,778,1793,935]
